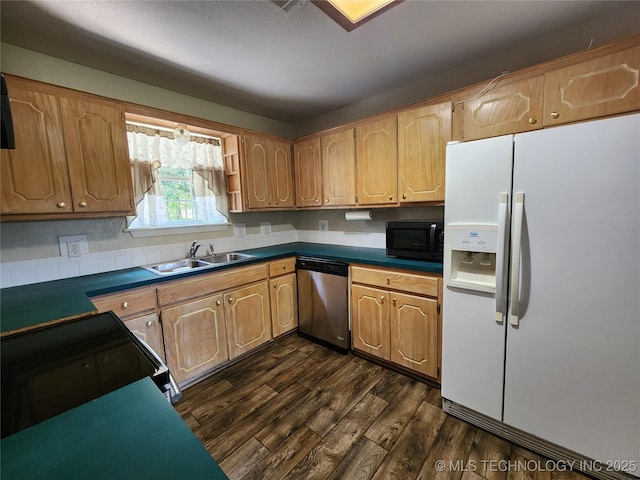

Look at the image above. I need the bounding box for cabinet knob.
[550,112,560,119]
[386,277,390,285]
[79,201,87,207]
[228,297,233,303]
[402,193,407,199]
[528,117,537,125]
[315,199,319,203]
[121,301,128,309]
[380,295,385,303]
[282,264,286,269]
[392,297,397,305]
[275,200,279,205]
[56,202,66,208]
[268,201,272,205]
[216,300,221,306]
[145,320,153,327]
[389,195,393,201]
[273,283,277,288]
[325,198,329,203]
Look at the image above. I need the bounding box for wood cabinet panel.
[123,313,166,363]
[59,96,133,213]
[458,76,544,141]
[322,129,356,206]
[243,134,293,210]
[91,286,156,319]
[356,117,398,205]
[225,281,271,359]
[390,292,438,378]
[156,263,268,307]
[398,102,450,203]
[1,78,72,214]
[351,266,439,297]
[162,295,228,385]
[272,139,294,208]
[270,273,298,338]
[544,45,640,126]
[268,257,296,277]
[294,137,322,207]
[351,284,391,360]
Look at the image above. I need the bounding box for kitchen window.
[125,121,230,237]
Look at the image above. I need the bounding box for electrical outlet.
[260,222,271,235]
[67,242,82,258]
[58,235,88,257]
[233,223,247,238]
[319,220,328,233]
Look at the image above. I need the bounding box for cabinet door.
[161,295,228,385]
[271,139,294,208]
[544,45,640,126]
[270,273,298,338]
[322,129,356,206]
[1,78,72,214]
[398,102,450,203]
[124,313,166,363]
[351,284,390,360]
[225,281,271,359]
[356,117,398,205]
[294,138,322,207]
[243,134,272,209]
[459,76,544,141]
[58,96,134,213]
[390,292,438,378]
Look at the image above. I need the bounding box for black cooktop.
[1,311,168,438]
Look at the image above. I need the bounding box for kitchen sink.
[199,252,255,264]
[142,252,255,275]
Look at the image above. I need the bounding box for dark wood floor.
[175,334,591,480]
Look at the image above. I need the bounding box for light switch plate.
[233,223,247,238]
[319,220,328,233]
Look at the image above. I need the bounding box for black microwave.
[386,220,444,262]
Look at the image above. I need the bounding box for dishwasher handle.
[296,257,349,277]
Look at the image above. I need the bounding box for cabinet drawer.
[351,266,439,297]
[268,257,296,277]
[156,263,268,307]
[91,286,156,319]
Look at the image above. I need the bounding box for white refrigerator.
[442,113,640,479]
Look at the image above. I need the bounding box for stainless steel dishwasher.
[296,256,349,350]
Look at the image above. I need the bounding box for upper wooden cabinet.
[397,102,451,203]
[543,45,640,126]
[1,76,134,220]
[454,76,544,141]
[322,129,356,207]
[356,116,398,205]
[243,133,294,210]
[294,137,322,207]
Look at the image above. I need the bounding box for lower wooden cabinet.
[123,313,166,363]
[351,265,441,382]
[270,273,298,338]
[161,295,229,385]
[225,281,271,359]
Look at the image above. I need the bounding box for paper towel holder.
[345,210,374,221]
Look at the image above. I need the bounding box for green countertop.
[0,377,228,480]
[1,242,442,335]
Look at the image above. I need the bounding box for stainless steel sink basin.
[143,258,212,275]
[199,252,256,264]
[142,252,255,275]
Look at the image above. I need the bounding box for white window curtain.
[126,125,229,228]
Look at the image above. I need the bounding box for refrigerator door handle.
[495,192,509,323]
[509,192,525,326]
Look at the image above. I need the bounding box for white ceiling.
[1,1,639,126]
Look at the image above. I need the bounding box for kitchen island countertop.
[0,377,228,480]
[1,242,442,335]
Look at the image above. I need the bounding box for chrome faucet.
[189,241,201,259]
[209,242,215,256]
